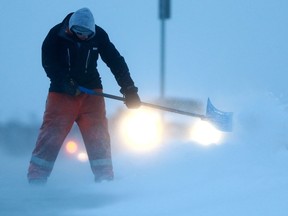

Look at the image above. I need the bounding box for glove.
[121,86,141,109]
[63,77,81,96]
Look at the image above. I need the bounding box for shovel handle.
[78,86,206,119]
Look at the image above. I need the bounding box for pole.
[159,0,171,99]
[160,19,166,99]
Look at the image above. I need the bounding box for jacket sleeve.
[41,26,68,83]
[97,28,136,91]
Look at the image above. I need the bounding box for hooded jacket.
[42,11,135,93]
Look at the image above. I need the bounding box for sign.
[159,0,171,20]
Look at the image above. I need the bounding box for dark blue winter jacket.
[42,13,136,93]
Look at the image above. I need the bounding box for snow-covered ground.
[1,92,288,216]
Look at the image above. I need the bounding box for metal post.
[160,19,166,99]
[159,0,171,99]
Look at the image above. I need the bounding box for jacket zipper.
[67,48,71,72]
[85,50,91,73]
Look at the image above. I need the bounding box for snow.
[1,93,288,216]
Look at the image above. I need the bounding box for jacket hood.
[68,8,95,34]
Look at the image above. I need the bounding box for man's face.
[71,26,93,41]
[75,33,89,41]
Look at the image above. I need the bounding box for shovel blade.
[206,98,233,132]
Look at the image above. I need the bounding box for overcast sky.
[0,0,287,123]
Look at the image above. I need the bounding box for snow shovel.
[78,86,233,132]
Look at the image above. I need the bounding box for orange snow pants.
[27,91,113,181]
